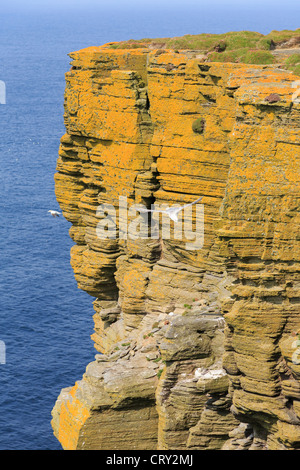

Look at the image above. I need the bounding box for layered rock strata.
[218,73,300,450]
[51,45,300,450]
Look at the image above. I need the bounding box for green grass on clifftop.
[107,29,300,75]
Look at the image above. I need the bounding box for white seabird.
[48,210,61,218]
[138,196,203,222]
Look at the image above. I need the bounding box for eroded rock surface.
[51,45,300,450]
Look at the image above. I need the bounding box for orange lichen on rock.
[51,43,300,450]
[51,383,91,450]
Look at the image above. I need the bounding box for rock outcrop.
[51,44,300,450]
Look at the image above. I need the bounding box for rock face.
[51,45,300,450]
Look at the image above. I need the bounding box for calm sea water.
[0,2,299,450]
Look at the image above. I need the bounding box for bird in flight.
[48,210,61,218]
[138,196,203,222]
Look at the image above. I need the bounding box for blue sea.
[0,0,299,450]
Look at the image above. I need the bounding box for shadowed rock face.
[51,44,300,450]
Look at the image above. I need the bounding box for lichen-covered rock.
[217,68,300,450]
[51,43,300,450]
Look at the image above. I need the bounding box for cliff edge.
[51,40,300,450]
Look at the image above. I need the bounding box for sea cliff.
[51,37,300,450]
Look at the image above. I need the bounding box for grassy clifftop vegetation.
[108,29,300,75]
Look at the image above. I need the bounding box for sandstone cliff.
[51,42,300,450]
